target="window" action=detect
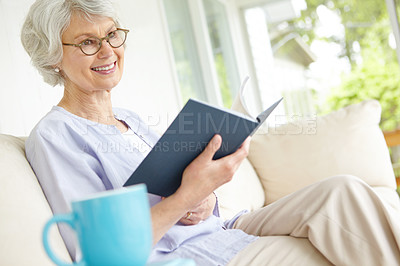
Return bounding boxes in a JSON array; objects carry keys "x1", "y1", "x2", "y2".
[
  {"x1": 243, "y1": 3, "x2": 313, "y2": 118},
  {"x1": 387, "y1": 0, "x2": 400, "y2": 66},
  {"x1": 242, "y1": 0, "x2": 400, "y2": 188},
  {"x1": 203, "y1": 0, "x2": 240, "y2": 107},
  {"x1": 163, "y1": 0, "x2": 239, "y2": 108},
  {"x1": 242, "y1": 0, "x2": 400, "y2": 125},
  {"x1": 163, "y1": 0, "x2": 207, "y2": 102}
]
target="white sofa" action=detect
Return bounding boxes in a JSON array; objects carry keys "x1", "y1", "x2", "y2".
[{"x1": 1, "y1": 99, "x2": 399, "y2": 265}]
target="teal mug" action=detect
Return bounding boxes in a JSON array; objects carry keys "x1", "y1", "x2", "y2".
[{"x1": 42, "y1": 184, "x2": 152, "y2": 266}]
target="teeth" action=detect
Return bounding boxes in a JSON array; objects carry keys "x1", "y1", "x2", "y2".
[{"x1": 92, "y1": 63, "x2": 115, "y2": 71}]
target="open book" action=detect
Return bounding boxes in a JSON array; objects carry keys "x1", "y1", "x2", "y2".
[{"x1": 124, "y1": 78, "x2": 283, "y2": 196}]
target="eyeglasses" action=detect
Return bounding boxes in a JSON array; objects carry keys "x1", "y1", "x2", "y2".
[{"x1": 62, "y1": 28, "x2": 129, "y2": 56}]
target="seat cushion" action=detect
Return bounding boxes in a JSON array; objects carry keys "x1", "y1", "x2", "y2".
[{"x1": 0, "y1": 134, "x2": 71, "y2": 265}]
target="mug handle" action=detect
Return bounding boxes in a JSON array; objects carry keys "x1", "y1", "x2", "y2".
[{"x1": 42, "y1": 214, "x2": 83, "y2": 266}]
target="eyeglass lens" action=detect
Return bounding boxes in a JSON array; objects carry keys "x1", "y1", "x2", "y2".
[{"x1": 81, "y1": 30, "x2": 127, "y2": 55}]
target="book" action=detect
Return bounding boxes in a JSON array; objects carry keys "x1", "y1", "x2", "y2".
[{"x1": 124, "y1": 79, "x2": 283, "y2": 197}]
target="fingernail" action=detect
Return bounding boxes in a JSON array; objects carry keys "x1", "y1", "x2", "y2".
[{"x1": 212, "y1": 136, "x2": 217, "y2": 144}]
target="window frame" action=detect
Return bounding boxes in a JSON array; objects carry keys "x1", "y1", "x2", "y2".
[
  {"x1": 386, "y1": 0, "x2": 400, "y2": 67},
  {"x1": 187, "y1": 0, "x2": 224, "y2": 106},
  {"x1": 161, "y1": 0, "x2": 254, "y2": 107}
]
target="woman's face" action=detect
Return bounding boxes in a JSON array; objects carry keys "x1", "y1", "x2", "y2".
[{"x1": 60, "y1": 13, "x2": 124, "y2": 93}]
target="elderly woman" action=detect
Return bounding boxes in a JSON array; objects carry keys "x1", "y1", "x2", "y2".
[{"x1": 22, "y1": 0, "x2": 400, "y2": 265}]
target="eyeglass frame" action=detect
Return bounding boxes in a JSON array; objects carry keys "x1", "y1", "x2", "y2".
[{"x1": 62, "y1": 28, "x2": 130, "y2": 56}]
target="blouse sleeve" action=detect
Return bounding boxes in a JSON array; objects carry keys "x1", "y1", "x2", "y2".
[{"x1": 25, "y1": 127, "x2": 108, "y2": 260}]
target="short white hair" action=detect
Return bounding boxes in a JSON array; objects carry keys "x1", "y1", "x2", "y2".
[{"x1": 21, "y1": 0, "x2": 121, "y2": 86}]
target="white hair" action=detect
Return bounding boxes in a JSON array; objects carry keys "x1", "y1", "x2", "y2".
[{"x1": 21, "y1": 0, "x2": 121, "y2": 86}]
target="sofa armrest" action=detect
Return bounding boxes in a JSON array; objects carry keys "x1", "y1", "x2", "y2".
[{"x1": 0, "y1": 134, "x2": 71, "y2": 266}]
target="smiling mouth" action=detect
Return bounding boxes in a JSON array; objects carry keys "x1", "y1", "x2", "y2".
[{"x1": 91, "y1": 62, "x2": 116, "y2": 72}]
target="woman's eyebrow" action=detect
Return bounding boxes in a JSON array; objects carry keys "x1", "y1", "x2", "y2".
[
  {"x1": 106, "y1": 25, "x2": 117, "y2": 33},
  {"x1": 73, "y1": 25, "x2": 117, "y2": 41},
  {"x1": 73, "y1": 33, "x2": 92, "y2": 41}
]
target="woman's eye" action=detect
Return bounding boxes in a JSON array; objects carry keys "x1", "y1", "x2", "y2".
[
  {"x1": 82, "y1": 39, "x2": 95, "y2": 46},
  {"x1": 108, "y1": 32, "x2": 116, "y2": 39}
]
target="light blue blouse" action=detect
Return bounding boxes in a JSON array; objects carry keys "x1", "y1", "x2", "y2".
[{"x1": 25, "y1": 106, "x2": 257, "y2": 265}]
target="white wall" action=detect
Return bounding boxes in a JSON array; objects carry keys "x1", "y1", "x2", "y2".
[{"x1": 0, "y1": 0, "x2": 181, "y2": 136}]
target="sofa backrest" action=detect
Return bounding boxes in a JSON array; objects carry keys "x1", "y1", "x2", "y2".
[
  {"x1": 0, "y1": 134, "x2": 71, "y2": 266},
  {"x1": 215, "y1": 158, "x2": 265, "y2": 220},
  {"x1": 230, "y1": 95, "x2": 399, "y2": 208}
]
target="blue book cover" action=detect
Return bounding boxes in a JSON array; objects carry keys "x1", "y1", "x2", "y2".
[{"x1": 123, "y1": 97, "x2": 282, "y2": 197}]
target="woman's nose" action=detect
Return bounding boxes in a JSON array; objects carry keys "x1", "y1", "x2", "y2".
[{"x1": 97, "y1": 40, "x2": 114, "y2": 58}]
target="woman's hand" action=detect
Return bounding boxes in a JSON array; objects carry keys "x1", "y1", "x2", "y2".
[
  {"x1": 151, "y1": 134, "x2": 250, "y2": 245},
  {"x1": 176, "y1": 134, "x2": 251, "y2": 212},
  {"x1": 179, "y1": 193, "x2": 217, "y2": 225}
]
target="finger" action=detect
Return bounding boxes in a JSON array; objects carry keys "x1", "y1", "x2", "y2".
[
  {"x1": 219, "y1": 136, "x2": 250, "y2": 165},
  {"x1": 236, "y1": 136, "x2": 251, "y2": 149},
  {"x1": 190, "y1": 203, "x2": 203, "y2": 213},
  {"x1": 180, "y1": 218, "x2": 199, "y2": 225},
  {"x1": 179, "y1": 212, "x2": 201, "y2": 225},
  {"x1": 197, "y1": 134, "x2": 222, "y2": 162},
  {"x1": 240, "y1": 136, "x2": 251, "y2": 153},
  {"x1": 191, "y1": 195, "x2": 211, "y2": 210}
]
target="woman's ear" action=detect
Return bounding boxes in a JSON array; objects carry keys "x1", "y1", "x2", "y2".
[{"x1": 52, "y1": 64, "x2": 62, "y2": 73}]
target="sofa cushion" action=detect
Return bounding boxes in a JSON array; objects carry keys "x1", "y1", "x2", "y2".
[
  {"x1": 0, "y1": 134, "x2": 71, "y2": 265},
  {"x1": 232, "y1": 99, "x2": 397, "y2": 205},
  {"x1": 215, "y1": 158, "x2": 265, "y2": 220}
]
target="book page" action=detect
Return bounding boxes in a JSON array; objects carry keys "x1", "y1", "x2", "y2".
[{"x1": 238, "y1": 76, "x2": 256, "y2": 119}]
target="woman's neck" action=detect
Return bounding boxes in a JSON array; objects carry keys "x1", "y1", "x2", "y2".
[{"x1": 58, "y1": 86, "x2": 128, "y2": 132}]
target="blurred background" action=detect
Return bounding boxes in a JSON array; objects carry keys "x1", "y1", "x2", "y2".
[
  {"x1": 1, "y1": 0, "x2": 400, "y2": 187},
  {"x1": 161, "y1": 0, "x2": 400, "y2": 189}
]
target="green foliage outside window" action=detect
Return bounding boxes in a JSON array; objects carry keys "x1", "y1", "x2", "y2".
[
  {"x1": 215, "y1": 53, "x2": 233, "y2": 107},
  {"x1": 205, "y1": 0, "x2": 238, "y2": 108},
  {"x1": 290, "y1": 0, "x2": 400, "y2": 131},
  {"x1": 323, "y1": 21, "x2": 400, "y2": 132}
]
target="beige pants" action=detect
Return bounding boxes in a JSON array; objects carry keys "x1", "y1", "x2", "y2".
[{"x1": 228, "y1": 175, "x2": 400, "y2": 266}]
